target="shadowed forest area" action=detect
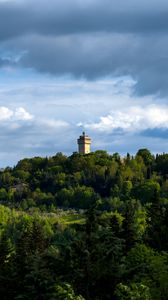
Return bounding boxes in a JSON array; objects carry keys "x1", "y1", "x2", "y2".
[{"x1": 0, "y1": 149, "x2": 168, "y2": 299}]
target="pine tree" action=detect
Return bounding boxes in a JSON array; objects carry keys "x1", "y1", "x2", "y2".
[
  {"x1": 146, "y1": 188, "x2": 164, "y2": 250},
  {"x1": 122, "y1": 199, "x2": 139, "y2": 252}
]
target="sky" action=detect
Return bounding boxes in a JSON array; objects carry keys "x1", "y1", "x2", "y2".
[{"x1": 1, "y1": 0, "x2": 168, "y2": 166}]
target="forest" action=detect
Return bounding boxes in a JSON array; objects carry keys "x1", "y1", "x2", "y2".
[{"x1": 0, "y1": 149, "x2": 168, "y2": 299}]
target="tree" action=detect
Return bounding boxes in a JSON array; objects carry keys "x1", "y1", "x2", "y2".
[
  {"x1": 136, "y1": 149, "x2": 154, "y2": 166},
  {"x1": 0, "y1": 188, "x2": 8, "y2": 201},
  {"x1": 146, "y1": 189, "x2": 164, "y2": 250},
  {"x1": 133, "y1": 180, "x2": 160, "y2": 204},
  {"x1": 115, "y1": 282, "x2": 151, "y2": 300},
  {"x1": 122, "y1": 181, "x2": 132, "y2": 199},
  {"x1": 54, "y1": 284, "x2": 85, "y2": 300},
  {"x1": 122, "y1": 199, "x2": 141, "y2": 252}
]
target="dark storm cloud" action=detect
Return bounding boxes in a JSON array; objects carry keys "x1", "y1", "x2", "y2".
[
  {"x1": 1, "y1": 0, "x2": 168, "y2": 95},
  {"x1": 12, "y1": 33, "x2": 168, "y2": 96},
  {"x1": 1, "y1": 0, "x2": 168, "y2": 38}
]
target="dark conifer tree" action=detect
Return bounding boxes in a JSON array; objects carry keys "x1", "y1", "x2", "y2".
[
  {"x1": 122, "y1": 199, "x2": 139, "y2": 252},
  {"x1": 146, "y1": 188, "x2": 164, "y2": 250}
]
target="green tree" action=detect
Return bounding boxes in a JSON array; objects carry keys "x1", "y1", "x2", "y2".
[
  {"x1": 146, "y1": 189, "x2": 164, "y2": 250},
  {"x1": 136, "y1": 149, "x2": 154, "y2": 166},
  {"x1": 133, "y1": 180, "x2": 160, "y2": 204},
  {"x1": 115, "y1": 282, "x2": 151, "y2": 300},
  {"x1": 54, "y1": 284, "x2": 85, "y2": 300},
  {"x1": 0, "y1": 188, "x2": 8, "y2": 201},
  {"x1": 122, "y1": 199, "x2": 141, "y2": 251}
]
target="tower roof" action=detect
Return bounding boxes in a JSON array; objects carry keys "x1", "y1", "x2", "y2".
[{"x1": 78, "y1": 132, "x2": 91, "y2": 141}]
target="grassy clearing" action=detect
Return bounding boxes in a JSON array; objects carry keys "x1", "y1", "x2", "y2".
[
  {"x1": 60, "y1": 214, "x2": 85, "y2": 225},
  {"x1": 36, "y1": 209, "x2": 86, "y2": 226}
]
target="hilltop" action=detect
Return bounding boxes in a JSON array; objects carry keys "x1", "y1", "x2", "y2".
[{"x1": 0, "y1": 148, "x2": 167, "y2": 210}]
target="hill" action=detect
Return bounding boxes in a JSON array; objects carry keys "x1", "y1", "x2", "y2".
[
  {"x1": 0, "y1": 149, "x2": 168, "y2": 299},
  {"x1": 0, "y1": 148, "x2": 167, "y2": 210}
]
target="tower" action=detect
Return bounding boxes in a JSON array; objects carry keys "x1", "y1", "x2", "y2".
[{"x1": 77, "y1": 132, "x2": 91, "y2": 154}]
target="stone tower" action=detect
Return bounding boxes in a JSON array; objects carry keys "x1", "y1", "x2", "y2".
[{"x1": 77, "y1": 132, "x2": 91, "y2": 154}]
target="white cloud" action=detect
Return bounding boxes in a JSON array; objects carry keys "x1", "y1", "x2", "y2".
[
  {"x1": 14, "y1": 107, "x2": 33, "y2": 121},
  {"x1": 0, "y1": 106, "x2": 33, "y2": 123},
  {"x1": 0, "y1": 106, "x2": 13, "y2": 121},
  {"x1": 0, "y1": 106, "x2": 69, "y2": 132},
  {"x1": 83, "y1": 105, "x2": 168, "y2": 133}
]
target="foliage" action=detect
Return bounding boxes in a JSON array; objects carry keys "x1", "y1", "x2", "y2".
[
  {"x1": 115, "y1": 282, "x2": 151, "y2": 300},
  {"x1": 0, "y1": 149, "x2": 167, "y2": 299}
]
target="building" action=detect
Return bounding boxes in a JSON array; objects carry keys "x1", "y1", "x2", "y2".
[{"x1": 77, "y1": 132, "x2": 91, "y2": 154}]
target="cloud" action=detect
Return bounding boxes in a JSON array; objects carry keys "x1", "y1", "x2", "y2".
[
  {"x1": 0, "y1": 105, "x2": 70, "y2": 130},
  {"x1": 2, "y1": 32, "x2": 166, "y2": 97},
  {"x1": 0, "y1": 1, "x2": 168, "y2": 95},
  {"x1": 83, "y1": 105, "x2": 168, "y2": 133},
  {"x1": 0, "y1": 102, "x2": 72, "y2": 166},
  {"x1": 0, "y1": 0, "x2": 168, "y2": 39},
  {"x1": 14, "y1": 107, "x2": 33, "y2": 120},
  {"x1": 0, "y1": 106, "x2": 13, "y2": 120},
  {"x1": 0, "y1": 106, "x2": 33, "y2": 122}
]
